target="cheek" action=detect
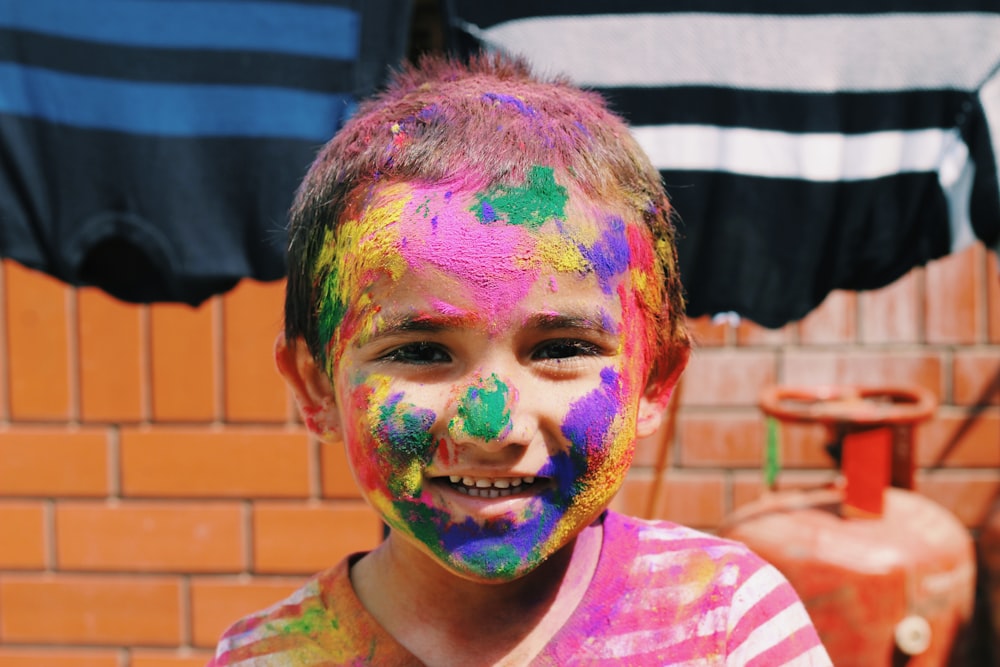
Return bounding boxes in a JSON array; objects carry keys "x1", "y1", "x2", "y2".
[
  {"x1": 345, "y1": 377, "x2": 438, "y2": 497},
  {"x1": 557, "y1": 366, "x2": 636, "y2": 499}
]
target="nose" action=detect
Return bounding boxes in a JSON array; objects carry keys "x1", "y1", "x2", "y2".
[{"x1": 447, "y1": 372, "x2": 529, "y2": 452}]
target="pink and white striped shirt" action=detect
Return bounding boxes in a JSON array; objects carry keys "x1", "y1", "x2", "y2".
[{"x1": 210, "y1": 511, "x2": 831, "y2": 665}]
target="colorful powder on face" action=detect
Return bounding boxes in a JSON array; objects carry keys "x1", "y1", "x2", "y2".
[
  {"x1": 363, "y1": 380, "x2": 437, "y2": 498},
  {"x1": 377, "y1": 392, "x2": 436, "y2": 458},
  {"x1": 448, "y1": 373, "x2": 515, "y2": 442},
  {"x1": 321, "y1": 172, "x2": 663, "y2": 581},
  {"x1": 314, "y1": 195, "x2": 410, "y2": 371},
  {"x1": 561, "y1": 367, "x2": 622, "y2": 455},
  {"x1": 472, "y1": 165, "x2": 567, "y2": 229}
]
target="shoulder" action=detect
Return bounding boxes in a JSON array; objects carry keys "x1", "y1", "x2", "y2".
[
  {"x1": 209, "y1": 559, "x2": 361, "y2": 667},
  {"x1": 601, "y1": 512, "x2": 832, "y2": 665},
  {"x1": 606, "y1": 510, "x2": 767, "y2": 571}
]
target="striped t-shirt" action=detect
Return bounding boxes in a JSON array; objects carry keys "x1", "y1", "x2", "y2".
[{"x1": 210, "y1": 510, "x2": 831, "y2": 666}]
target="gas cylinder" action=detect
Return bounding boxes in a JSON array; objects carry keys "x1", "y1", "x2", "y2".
[
  {"x1": 719, "y1": 385, "x2": 976, "y2": 667},
  {"x1": 982, "y1": 496, "x2": 1000, "y2": 667}
]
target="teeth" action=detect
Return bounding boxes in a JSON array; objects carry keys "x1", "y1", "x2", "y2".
[{"x1": 445, "y1": 475, "x2": 539, "y2": 496}]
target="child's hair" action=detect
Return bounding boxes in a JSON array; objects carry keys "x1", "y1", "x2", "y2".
[{"x1": 284, "y1": 52, "x2": 689, "y2": 389}]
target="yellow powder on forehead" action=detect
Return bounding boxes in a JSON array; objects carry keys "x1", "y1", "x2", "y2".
[
  {"x1": 528, "y1": 232, "x2": 590, "y2": 273},
  {"x1": 319, "y1": 195, "x2": 410, "y2": 372},
  {"x1": 344, "y1": 197, "x2": 409, "y2": 276}
]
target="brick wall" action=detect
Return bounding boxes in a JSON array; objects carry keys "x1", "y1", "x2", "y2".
[{"x1": 0, "y1": 244, "x2": 998, "y2": 665}]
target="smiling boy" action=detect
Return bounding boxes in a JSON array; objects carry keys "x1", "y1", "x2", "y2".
[{"x1": 209, "y1": 55, "x2": 831, "y2": 666}]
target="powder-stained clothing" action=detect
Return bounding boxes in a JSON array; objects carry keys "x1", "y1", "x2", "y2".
[{"x1": 209, "y1": 511, "x2": 832, "y2": 666}]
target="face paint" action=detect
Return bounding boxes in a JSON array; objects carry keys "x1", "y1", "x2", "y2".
[
  {"x1": 322, "y1": 167, "x2": 661, "y2": 581},
  {"x1": 448, "y1": 373, "x2": 516, "y2": 442}
]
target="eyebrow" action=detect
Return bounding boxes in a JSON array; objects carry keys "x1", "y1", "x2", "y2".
[
  {"x1": 524, "y1": 311, "x2": 616, "y2": 336},
  {"x1": 368, "y1": 312, "x2": 483, "y2": 338},
  {"x1": 364, "y1": 308, "x2": 617, "y2": 342}
]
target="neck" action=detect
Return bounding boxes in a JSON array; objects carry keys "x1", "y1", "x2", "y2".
[{"x1": 351, "y1": 519, "x2": 604, "y2": 666}]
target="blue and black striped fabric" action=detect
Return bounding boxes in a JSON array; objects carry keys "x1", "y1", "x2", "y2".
[
  {"x1": 445, "y1": 1, "x2": 1000, "y2": 327},
  {"x1": 0, "y1": 0, "x2": 411, "y2": 304}
]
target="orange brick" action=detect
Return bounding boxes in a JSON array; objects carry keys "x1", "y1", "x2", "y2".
[
  {"x1": 799, "y1": 290, "x2": 857, "y2": 345},
  {"x1": 0, "y1": 427, "x2": 108, "y2": 497},
  {"x1": 925, "y1": 244, "x2": 982, "y2": 345},
  {"x1": 612, "y1": 470, "x2": 726, "y2": 529},
  {"x1": 252, "y1": 502, "x2": 382, "y2": 574},
  {"x1": 77, "y1": 288, "x2": 143, "y2": 422},
  {"x1": 120, "y1": 426, "x2": 311, "y2": 498},
  {"x1": 0, "y1": 501, "x2": 45, "y2": 569},
  {"x1": 782, "y1": 350, "x2": 943, "y2": 398},
  {"x1": 0, "y1": 573, "x2": 181, "y2": 645},
  {"x1": 736, "y1": 320, "x2": 796, "y2": 347},
  {"x1": 677, "y1": 412, "x2": 762, "y2": 468},
  {"x1": 952, "y1": 351, "x2": 1000, "y2": 406},
  {"x1": 5, "y1": 261, "x2": 72, "y2": 420},
  {"x1": 222, "y1": 279, "x2": 288, "y2": 422},
  {"x1": 917, "y1": 470, "x2": 1000, "y2": 529},
  {"x1": 56, "y1": 501, "x2": 244, "y2": 573},
  {"x1": 320, "y1": 439, "x2": 363, "y2": 499},
  {"x1": 681, "y1": 350, "x2": 777, "y2": 407},
  {"x1": 987, "y1": 252, "x2": 1000, "y2": 344},
  {"x1": 917, "y1": 408, "x2": 1000, "y2": 467},
  {"x1": 0, "y1": 648, "x2": 119, "y2": 667},
  {"x1": 684, "y1": 315, "x2": 729, "y2": 347},
  {"x1": 190, "y1": 577, "x2": 305, "y2": 647},
  {"x1": 150, "y1": 300, "x2": 217, "y2": 422},
  {"x1": 858, "y1": 268, "x2": 921, "y2": 344},
  {"x1": 129, "y1": 650, "x2": 216, "y2": 667}
]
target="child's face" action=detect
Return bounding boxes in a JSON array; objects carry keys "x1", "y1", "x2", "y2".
[{"x1": 321, "y1": 168, "x2": 666, "y2": 582}]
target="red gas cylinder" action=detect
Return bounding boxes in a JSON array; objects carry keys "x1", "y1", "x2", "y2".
[{"x1": 719, "y1": 385, "x2": 976, "y2": 667}]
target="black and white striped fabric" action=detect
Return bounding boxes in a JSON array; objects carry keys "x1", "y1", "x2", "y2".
[
  {"x1": 446, "y1": 1, "x2": 1000, "y2": 327},
  {"x1": 0, "y1": 0, "x2": 409, "y2": 304}
]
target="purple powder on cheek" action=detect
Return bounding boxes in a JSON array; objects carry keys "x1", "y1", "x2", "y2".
[{"x1": 561, "y1": 367, "x2": 622, "y2": 452}]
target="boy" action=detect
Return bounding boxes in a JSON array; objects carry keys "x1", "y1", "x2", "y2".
[{"x1": 210, "y1": 54, "x2": 831, "y2": 666}]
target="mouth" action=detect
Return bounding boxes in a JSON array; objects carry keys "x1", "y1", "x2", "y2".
[{"x1": 439, "y1": 475, "x2": 542, "y2": 498}]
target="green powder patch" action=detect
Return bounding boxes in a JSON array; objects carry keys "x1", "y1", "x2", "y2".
[
  {"x1": 472, "y1": 165, "x2": 567, "y2": 229},
  {"x1": 275, "y1": 605, "x2": 338, "y2": 636},
  {"x1": 449, "y1": 373, "x2": 513, "y2": 441}
]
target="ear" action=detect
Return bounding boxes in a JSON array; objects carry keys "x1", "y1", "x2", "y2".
[
  {"x1": 635, "y1": 345, "x2": 690, "y2": 439},
  {"x1": 274, "y1": 333, "x2": 342, "y2": 441}
]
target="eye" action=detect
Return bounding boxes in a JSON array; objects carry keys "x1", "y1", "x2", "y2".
[
  {"x1": 380, "y1": 342, "x2": 451, "y2": 365},
  {"x1": 532, "y1": 339, "x2": 603, "y2": 361}
]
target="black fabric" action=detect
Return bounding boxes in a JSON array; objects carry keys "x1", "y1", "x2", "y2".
[
  {"x1": 0, "y1": 0, "x2": 412, "y2": 305},
  {"x1": 444, "y1": 1, "x2": 1000, "y2": 327}
]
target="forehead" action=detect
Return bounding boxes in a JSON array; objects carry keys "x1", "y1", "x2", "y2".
[
  {"x1": 344, "y1": 170, "x2": 641, "y2": 276},
  {"x1": 318, "y1": 169, "x2": 660, "y2": 343}
]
